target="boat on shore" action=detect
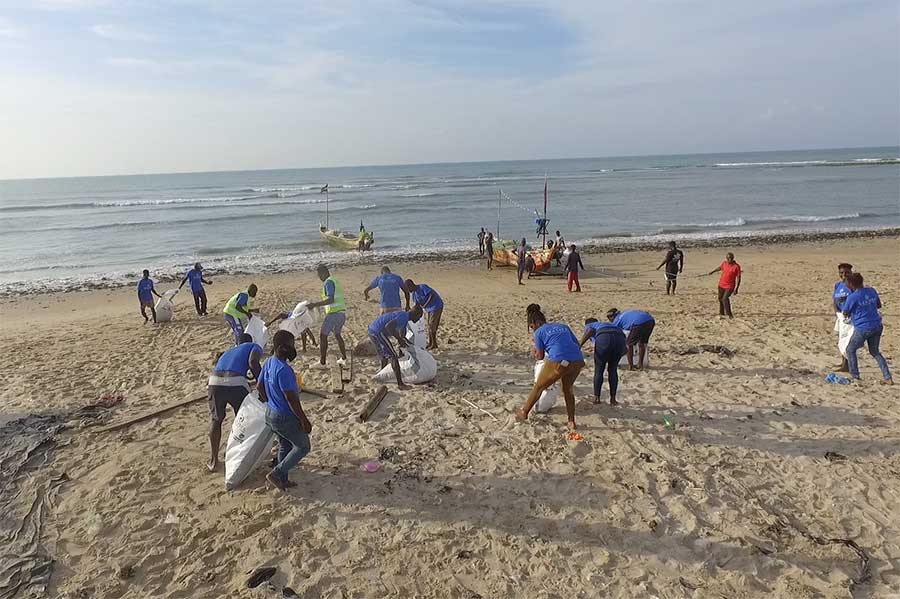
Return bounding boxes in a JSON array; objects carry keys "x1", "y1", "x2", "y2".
[
  {"x1": 492, "y1": 239, "x2": 553, "y2": 272},
  {"x1": 319, "y1": 226, "x2": 374, "y2": 251}
]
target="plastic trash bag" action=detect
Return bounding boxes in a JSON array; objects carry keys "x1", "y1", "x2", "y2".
[
  {"x1": 245, "y1": 315, "x2": 268, "y2": 349},
  {"x1": 406, "y1": 317, "x2": 427, "y2": 349},
  {"x1": 619, "y1": 330, "x2": 650, "y2": 368},
  {"x1": 154, "y1": 289, "x2": 178, "y2": 322},
  {"x1": 533, "y1": 360, "x2": 559, "y2": 413},
  {"x1": 224, "y1": 391, "x2": 273, "y2": 490},
  {"x1": 373, "y1": 345, "x2": 437, "y2": 384},
  {"x1": 835, "y1": 313, "x2": 854, "y2": 358}
]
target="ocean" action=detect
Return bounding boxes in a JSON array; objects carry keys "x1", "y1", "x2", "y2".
[{"x1": 0, "y1": 147, "x2": 897, "y2": 295}]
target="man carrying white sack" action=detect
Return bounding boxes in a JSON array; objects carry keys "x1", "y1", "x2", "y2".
[
  {"x1": 832, "y1": 262, "x2": 854, "y2": 372},
  {"x1": 306, "y1": 264, "x2": 348, "y2": 368},
  {"x1": 368, "y1": 306, "x2": 423, "y2": 390},
  {"x1": 207, "y1": 333, "x2": 262, "y2": 472}
]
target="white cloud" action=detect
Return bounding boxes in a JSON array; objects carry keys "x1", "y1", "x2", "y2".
[
  {"x1": 92, "y1": 24, "x2": 156, "y2": 42},
  {"x1": 0, "y1": 17, "x2": 26, "y2": 39}
]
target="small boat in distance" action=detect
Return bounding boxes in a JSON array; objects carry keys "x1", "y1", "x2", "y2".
[{"x1": 318, "y1": 183, "x2": 374, "y2": 251}]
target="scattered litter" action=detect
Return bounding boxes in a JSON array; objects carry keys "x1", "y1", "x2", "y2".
[
  {"x1": 639, "y1": 452, "x2": 653, "y2": 463},
  {"x1": 567, "y1": 431, "x2": 584, "y2": 441},
  {"x1": 824, "y1": 451, "x2": 848, "y2": 462},
  {"x1": 457, "y1": 550, "x2": 474, "y2": 559},
  {"x1": 96, "y1": 393, "x2": 125, "y2": 408},
  {"x1": 662, "y1": 416, "x2": 676, "y2": 430},
  {"x1": 360, "y1": 460, "x2": 383, "y2": 473},
  {"x1": 163, "y1": 513, "x2": 179, "y2": 524},
  {"x1": 678, "y1": 345, "x2": 735, "y2": 358},
  {"x1": 245, "y1": 567, "x2": 276, "y2": 589},
  {"x1": 825, "y1": 373, "x2": 851, "y2": 385}
]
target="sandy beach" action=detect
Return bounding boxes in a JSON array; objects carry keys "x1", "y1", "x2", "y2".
[{"x1": 2, "y1": 235, "x2": 898, "y2": 599}]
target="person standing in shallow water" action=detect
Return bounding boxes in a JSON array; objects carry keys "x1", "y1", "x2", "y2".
[
  {"x1": 841, "y1": 273, "x2": 893, "y2": 385},
  {"x1": 656, "y1": 241, "x2": 684, "y2": 295},
  {"x1": 709, "y1": 252, "x2": 741, "y2": 318},
  {"x1": 477, "y1": 228, "x2": 486, "y2": 256}
]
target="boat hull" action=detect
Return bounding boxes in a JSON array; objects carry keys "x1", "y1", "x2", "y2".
[
  {"x1": 492, "y1": 241, "x2": 552, "y2": 272},
  {"x1": 320, "y1": 228, "x2": 373, "y2": 251}
]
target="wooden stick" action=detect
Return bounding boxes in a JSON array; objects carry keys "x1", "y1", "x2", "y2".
[
  {"x1": 358, "y1": 385, "x2": 389, "y2": 422},
  {"x1": 300, "y1": 388, "x2": 329, "y2": 400},
  {"x1": 461, "y1": 398, "x2": 499, "y2": 422},
  {"x1": 96, "y1": 394, "x2": 207, "y2": 433}
]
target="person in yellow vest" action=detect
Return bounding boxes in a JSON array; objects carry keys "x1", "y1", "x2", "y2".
[
  {"x1": 307, "y1": 265, "x2": 348, "y2": 368},
  {"x1": 223, "y1": 284, "x2": 259, "y2": 345}
]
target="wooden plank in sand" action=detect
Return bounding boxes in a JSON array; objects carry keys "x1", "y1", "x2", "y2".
[
  {"x1": 358, "y1": 385, "x2": 389, "y2": 422},
  {"x1": 96, "y1": 394, "x2": 207, "y2": 433}
]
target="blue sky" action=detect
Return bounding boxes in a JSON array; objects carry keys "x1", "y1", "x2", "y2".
[{"x1": 0, "y1": 0, "x2": 897, "y2": 178}]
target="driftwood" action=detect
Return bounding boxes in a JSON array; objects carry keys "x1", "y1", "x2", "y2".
[
  {"x1": 358, "y1": 386, "x2": 389, "y2": 422},
  {"x1": 96, "y1": 394, "x2": 207, "y2": 433},
  {"x1": 461, "y1": 398, "x2": 499, "y2": 422}
]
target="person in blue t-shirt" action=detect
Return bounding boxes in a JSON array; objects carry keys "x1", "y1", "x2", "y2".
[
  {"x1": 206, "y1": 333, "x2": 262, "y2": 472},
  {"x1": 516, "y1": 305, "x2": 585, "y2": 430},
  {"x1": 179, "y1": 262, "x2": 213, "y2": 317},
  {"x1": 367, "y1": 306, "x2": 423, "y2": 389},
  {"x1": 831, "y1": 262, "x2": 853, "y2": 372},
  {"x1": 258, "y1": 330, "x2": 312, "y2": 491},
  {"x1": 579, "y1": 318, "x2": 627, "y2": 406},
  {"x1": 405, "y1": 279, "x2": 444, "y2": 350},
  {"x1": 608, "y1": 308, "x2": 655, "y2": 371},
  {"x1": 841, "y1": 273, "x2": 892, "y2": 384},
  {"x1": 364, "y1": 266, "x2": 410, "y2": 314},
  {"x1": 137, "y1": 269, "x2": 162, "y2": 324}
]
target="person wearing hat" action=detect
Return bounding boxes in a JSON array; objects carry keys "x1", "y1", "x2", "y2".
[
  {"x1": 607, "y1": 308, "x2": 655, "y2": 371},
  {"x1": 179, "y1": 262, "x2": 213, "y2": 316}
]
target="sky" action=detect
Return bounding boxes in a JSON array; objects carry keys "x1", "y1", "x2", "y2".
[{"x1": 0, "y1": 0, "x2": 897, "y2": 179}]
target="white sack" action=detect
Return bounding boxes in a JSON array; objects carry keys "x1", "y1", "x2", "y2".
[
  {"x1": 373, "y1": 345, "x2": 437, "y2": 384},
  {"x1": 533, "y1": 360, "x2": 559, "y2": 413},
  {"x1": 245, "y1": 315, "x2": 269, "y2": 349},
  {"x1": 406, "y1": 317, "x2": 428, "y2": 349},
  {"x1": 224, "y1": 391, "x2": 273, "y2": 490},
  {"x1": 835, "y1": 313, "x2": 855, "y2": 358},
  {"x1": 154, "y1": 289, "x2": 178, "y2": 323},
  {"x1": 619, "y1": 329, "x2": 650, "y2": 368}
]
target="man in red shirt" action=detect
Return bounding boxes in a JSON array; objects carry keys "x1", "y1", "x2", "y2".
[{"x1": 709, "y1": 252, "x2": 741, "y2": 318}]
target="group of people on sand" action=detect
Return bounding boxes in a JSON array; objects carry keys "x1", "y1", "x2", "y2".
[
  {"x1": 139, "y1": 238, "x2": 890, "y2": 492},
  {"x1": 200, "y1": 263, "x2": 444, "y2": 488}
]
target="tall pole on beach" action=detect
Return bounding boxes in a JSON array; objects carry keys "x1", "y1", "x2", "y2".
[
  {"x1": 497, "y1": 188, "x2": 502, "y2": 239},
  {"x1": 542, "y1": 174, "x2": 548, "y2": 250}
]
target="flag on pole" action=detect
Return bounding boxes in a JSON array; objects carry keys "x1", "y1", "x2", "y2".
[{"x1": 320, "y1": 184, "x2": 329, "y2": 193}]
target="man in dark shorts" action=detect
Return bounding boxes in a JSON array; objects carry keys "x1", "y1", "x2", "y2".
[
  {"x1": 477, "y1": 228, "x2": 486, "y2": 256},
  {"x1": 656, "y1": 241, "x2": 684, "y2": 295},
  {"x1": 709, "y1": 252, "x2": 741, "y2": 318},
  {"x1": 179, "y1": 262, "x2": 213, "y2": 316},
  {"x1": 207, "y1": 333, "x2": 262, "y2": 472},
  {"x1": 607, "y1": 308, "x2": 655, "y2": 371},
  {"x1": 367, "y1": 306, "x2": 423, "y2": 390}
]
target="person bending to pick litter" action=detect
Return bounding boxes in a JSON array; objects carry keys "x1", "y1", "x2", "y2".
[
  {"x1": 607, "y1": 308, "x2": 655, "y2": 371},
  {"x1": 206, "y1": 333, "x2": 262, "y2": 472},
  {"x1": 580, "y1": 318, "x2": 626, "y2": 405},
  {"x1": 222, "y1": 284, "x2": 259, "y2": 345},
  {"x1": 137, "y1": 269, "x2": 162, "y2": 324},
  {"x1": 832, "y1": 262, "x2": 853, "y2": 372},
  {"x1": 709, "y1": 252, "x2": 741, "y2": 318},
  {"x1": 179, "y1": 262, "x2": 212, "y2": 316},
  {"x1": 367, "y1": 306, "x2": 423, "y2": 390},
  {"x1": 656, "y1": 241, "x2": 684, "y2": 295},
  {"x1": 516, "y1": 305, "x2": 585, "y2": 431},
  {"x1": 405, "y1": 279, "x2": 444, "y2": 350},
  {"x1": 365, "y1": 266, "x2": 409, "y2": 314},
  {"x1": 841, "y1": 273, "x2": 892, "y2": 385},
  {"x1": 258, "y1": 330, "x2": 312, "y2": 492},
  {"x1": 307, "y1": 264, "x2": 348, "y2": 368},
  {"x1": 565, "y1": 244, "x2": 585, "y2": 292}
]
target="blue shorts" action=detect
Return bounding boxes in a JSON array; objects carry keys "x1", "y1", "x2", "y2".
[
  {"x1": 369, "y1": 332, "x2": 398, "y2": 360},
  {"x1": 224, "y1": 314, "x2": 245, "y2": 344},
  {"x1": 321, "y1": 312, "x2": 346, "y2": 336}
]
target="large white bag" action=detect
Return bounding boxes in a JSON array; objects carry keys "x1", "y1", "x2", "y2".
[
  {"x1": 245, "y1": 315, "x2": 269, "y2": 349},
  {"x1": 406, "y1": 317, "x2": 428, "y2": 349},
  {"x1": 373, "y1": 345, "x2": 437, "y2": 384},
  {"x1": 835, "y1": 313, "x2": 855, "y2": 358},
  {"x1": 154, "y1": 289, "x2": 178, "y2": 323},
  {"x1": 224, "y1": 391, "x2": 273, "y2": 490},
  {"x1": 533, "y1": 360, "x2": 559, "y2": 413},
  {"x1": 619, "y1": 330, "x2": 650, "y2": 367}
]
